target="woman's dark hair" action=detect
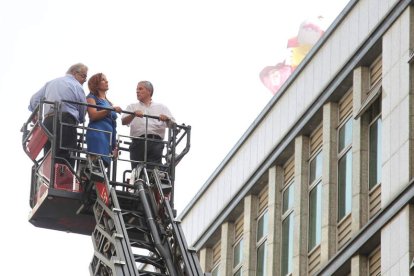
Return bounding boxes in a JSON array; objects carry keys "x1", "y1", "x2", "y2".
[{"x1": 88, "y1": 73, "x2": 113, "y2": 105}]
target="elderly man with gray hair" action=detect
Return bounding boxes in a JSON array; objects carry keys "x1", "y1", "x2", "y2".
[
  {"x1": 28, "y1": 63, "x2": 88, "y2": 167},
  {"x1": 122, "y1": 80, "x2": 175, "y2": 169}
]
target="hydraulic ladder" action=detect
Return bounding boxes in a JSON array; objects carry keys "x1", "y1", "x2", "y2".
[{"x1": 83, "y1": 158, "x2": 205, "y2": 276}]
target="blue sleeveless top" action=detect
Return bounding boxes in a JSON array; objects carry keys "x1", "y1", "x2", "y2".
[{"x1": 85, "y1": 94, "x2": 118, "y2": 165}]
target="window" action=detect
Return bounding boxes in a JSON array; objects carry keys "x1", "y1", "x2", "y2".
[
  {"x1": 211, "y1": 265, "x2": 220, "y2": 276},
  {"x1": 308, "y1": 151, "x2": 322, "y2": 250},
  {"x1": 368, "y1": 98, "x2": 382, "y2": 189},
  {"x1": 233, "y1": 239, "x2": 243, "y2": 276},
  {"x1": 233, "y1": 268, "x2": 242, "y2": 276},
  {"x1": 256, "y1": 210, "x2": 268, "y2": 276},
  {"x1": 338, "y1": 118, "x2": 353, "y2": 220},
  {"x1": 281, "y1": 182, "x2": 294, "y2": 276},
  {"x1": 233, "y1": 216, "x2": 243, "y2": 276}
]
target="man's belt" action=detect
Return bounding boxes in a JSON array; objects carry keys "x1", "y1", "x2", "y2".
[
  {"x1": 44, "y1": 112, "x2": 76, "y2": 121},
  {"x1": 139, "y1": 134, "x2": 161, "y2": 139}
]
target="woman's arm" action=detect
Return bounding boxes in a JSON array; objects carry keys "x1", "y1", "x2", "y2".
[{"x1": 86, "y1": 97, "x2": 110, "y2": 121}]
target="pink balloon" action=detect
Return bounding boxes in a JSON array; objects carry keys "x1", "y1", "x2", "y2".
[{"x1": 259, "y1": 63, "x2": 293, "y2": 95}]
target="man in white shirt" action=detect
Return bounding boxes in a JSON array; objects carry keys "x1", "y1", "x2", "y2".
[{"x1": 122, "y1": 81, "x2": 174, "y2": 169}]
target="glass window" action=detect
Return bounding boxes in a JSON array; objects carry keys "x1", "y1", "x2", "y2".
[
  {"x1": 309, "y1": 183, "x2": 322, "y2": 250},
  {"x1": 338, "y1": 119, "x2": 352, "y2": 153},
  {"x1": 338, "y1": 118, "x2": 352, "y2": 221},
  {"x1": 309, "y1": 151, "x2": 323, "y2": 183},
  {"x1": 369, "y1": 117, "x2": 382, "y2": 189},
  {"x1": 282, "y1": 183, "x2": 294, "y2": 213},
  {"x1": 234, "y1": 268, "x2": 242, "y2": 276},
  {"x1": 256, "y1": 242, "x2": 267, "y2": 276},
  {"x1": 257, "y1": 211, "x2": 268, "y2": 242},
  {"x1": 281, "y1": 182, "x2": 294, "y2": 276},
  {"x1": 281, "y1": 214, "x2": 294, "y2": 276},
  {"x1": 233, "y1": 238, "x2": 243, "y2": 269},
  {"x1": 309, "y1": 151, "x2": 322, "y2": 250},
  {"x1": 256, "y1": 211, "x2": 268, "y2": 276},
  {"x1": 212, "y1": 265, "x2": 220, "y2": 276},
  {"x1": 338, "y1": 151, "x2": 352, "y2": 219}
]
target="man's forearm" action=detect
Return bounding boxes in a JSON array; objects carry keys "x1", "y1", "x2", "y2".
[{"x1": 122, "y1": 113, "x2": 135, "y2": 125}]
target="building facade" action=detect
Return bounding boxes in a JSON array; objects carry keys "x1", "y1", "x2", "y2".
[{"x1": 180, "y1": 0, "x2": 414, "y2": 275}]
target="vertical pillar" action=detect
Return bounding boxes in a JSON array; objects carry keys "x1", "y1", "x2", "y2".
[
  {"x1": 320, "y1": 102, "x2": 339, "y2": 263},
  {"x1": 199, "y1": 247, "x2": 212, "y2": 273},
  {"x1": 351, "y1": 254, "x2": 368, "y2": 276},
  {"x1": 220, "y1": 222, "x2": 234, "y2": 276},
  {"x1": 242, "y1": 195, "x2": 258, "y2": 275},
  {"x1": 352, "y1": 66, "x2": 370, "y2": 232},
  {"x1": 292, "y1": 135, "x2": 310, "y2": 276},
  {"x1": 267, "y1": 165, "x2": 283, "y2": 275}
]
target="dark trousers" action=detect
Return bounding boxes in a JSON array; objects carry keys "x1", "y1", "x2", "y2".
[
  {"x1": 43, "y1": 112, "x2": 77, "y2": 168},
  {"x1": 130, "y1": 135, "x2": 163, "y2": 169}
]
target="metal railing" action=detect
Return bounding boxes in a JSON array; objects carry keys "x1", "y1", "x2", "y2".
[{"x1": 22, "y1": 99, "x2": 191, "y2": 207}]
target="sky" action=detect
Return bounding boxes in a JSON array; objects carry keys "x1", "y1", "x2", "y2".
[{"x1": 0, "y1": 0, "x2": 349, "y2": 275}]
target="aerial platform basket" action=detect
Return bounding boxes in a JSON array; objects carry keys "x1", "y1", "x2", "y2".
[
  {"x1": 22, "y1": 103, "x2": 95, "y2": 235},
  {"x1": 28, "y1": 153, "x2": 95, "y2": 235},
  {"x1": 29, "y1": 183, "x2": 95, "y2": 235}
]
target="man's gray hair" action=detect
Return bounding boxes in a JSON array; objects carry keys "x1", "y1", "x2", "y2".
[
  {"x1": 139, "y1": 81, "x2": 154, "y2": 96},
  {"x1": 67, "y1": 63, "x2": 88, "y2": 75}
]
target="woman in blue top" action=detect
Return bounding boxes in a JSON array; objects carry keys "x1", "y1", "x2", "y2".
[{"x1": 86, "y1": 73, "x2": 122, "y2": 167}]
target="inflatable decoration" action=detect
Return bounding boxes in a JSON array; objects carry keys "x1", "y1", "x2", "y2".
[{"x1": 260, "y1": 16, "x2": 325, "y2": 95}]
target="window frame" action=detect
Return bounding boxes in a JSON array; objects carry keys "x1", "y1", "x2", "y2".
[
  {"x1": 281, "y1": 180, "x2": 295, "y2": 220},
  {"x1": 211, "y1": 264, "x2": 220, "y2": 276},
  {"x1": 308, "y1": 149, "x2": 323, "y2": 251},
  {"x1": 256, "y1": 209, "x2": 268, "y2": 276},
  {"x1": 232, "y1": 236, "x2": 243, "y2": 275},
  {"x1": 281, "y1": 180, "x2": 295, "y2": 276},
  {"x1": 337, "y1": 115, "x2": 353, "y2": 221},
  {"x1": 367, "y1": 98, "x2": 382, "y2": 190}
]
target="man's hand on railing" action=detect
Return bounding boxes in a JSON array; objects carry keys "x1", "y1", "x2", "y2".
[
  {"x1": 159, "y1": 114, "x2": 170, "y2": 122},
  {"x1": 134, "y1": 110, "x2": 144, "y2": 118},
  {"x1": 113, "y1": 106, "x2": 122, "y2": 114}
]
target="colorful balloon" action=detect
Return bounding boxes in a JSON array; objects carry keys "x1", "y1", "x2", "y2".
[{"x1": 260, "y1": 16, "x2": 326, "y2": 95}]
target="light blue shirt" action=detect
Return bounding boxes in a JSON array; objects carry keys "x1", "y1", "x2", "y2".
[{"x1": 28, "y1": 74, "x2": 87, "y2": 123}]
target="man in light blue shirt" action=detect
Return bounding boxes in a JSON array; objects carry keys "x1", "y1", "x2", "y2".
[{"x1": 28, "y1": 63, "x2": 88, "y2": 167}]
